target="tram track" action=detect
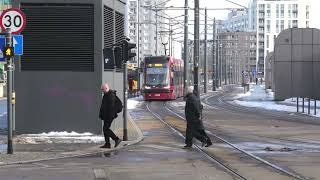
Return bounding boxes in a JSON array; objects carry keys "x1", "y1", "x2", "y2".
[
  {"x1": 146, "y1": 102, "x2": 248, "y2": 180},
  {"x1": 201, "y1": 90, "x2": 320, "y2": 149},
  {"x1": 146, "y1": 100, "x2": 308, "y2": 180}
]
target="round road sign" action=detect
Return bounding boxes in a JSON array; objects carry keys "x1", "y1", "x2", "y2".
[{"x1": 0, "y1": 8, "x2": 26, "y2": 34}]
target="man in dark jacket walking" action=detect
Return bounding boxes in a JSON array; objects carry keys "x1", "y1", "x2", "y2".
[
  {"x1": 184, "y1": 86, "x2": 211, "y2": 148},
  {"x1": 99, "y1": 83, "x2": 121, "y2": 148}
]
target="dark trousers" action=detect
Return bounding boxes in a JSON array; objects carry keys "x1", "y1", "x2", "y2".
[
  {"x1": 185, "y1": 122, "x2": 207, "y2": 146},
  {"x1": 103, "y1": 120, "x2": 119, "y2": 145}
]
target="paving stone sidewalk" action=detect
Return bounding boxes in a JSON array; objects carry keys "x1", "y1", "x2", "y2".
[{"x1": 0, "y1": 116, "x2": 143, "y2": 166}]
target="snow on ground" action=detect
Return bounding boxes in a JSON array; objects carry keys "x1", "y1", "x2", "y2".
[
  {"x1": 1, "y1": 96, "x2": 145, "y2": 144},
  {"x1": 127, "y1": 95, "x2": 144, "y2": 109},
  {"x1": 234, "y1": 84, "x2": 320, "y2": 118},
  {"x1": 15, "y1": 132, "x2": 105, "y2": 144}
]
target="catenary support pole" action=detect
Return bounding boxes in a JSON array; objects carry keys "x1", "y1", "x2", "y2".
[
  {"x1": 183, "y1": 0, "x2": 189, "y2": 97},
  {"x1": 155, "y1": 11, "x2": 158, "y2": 56},
  {"x1": 137, "y1": 0, "x2": 140, "y2": 95},
  {"x1": 212, "y1": 18, "x2": 216, "y2": 91},
  {"x1": 204, "y1": 7, "x2": 207, "y2": 93},
  {"x1": 193, "y1": 0, "x2": 200, "y2": 96}
]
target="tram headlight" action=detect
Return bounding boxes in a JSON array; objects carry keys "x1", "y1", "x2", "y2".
[{"x1": 145, "y1": 86, "x2": 151, "y2": 89}]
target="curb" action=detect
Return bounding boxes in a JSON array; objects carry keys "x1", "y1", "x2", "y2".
[{"x1": 0, "y1": 114, "x2": 144, "y2": 166}]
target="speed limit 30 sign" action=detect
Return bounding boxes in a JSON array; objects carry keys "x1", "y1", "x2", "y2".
[{"x1": 0, "y1": 8, "x2": 26, "y2": 34}]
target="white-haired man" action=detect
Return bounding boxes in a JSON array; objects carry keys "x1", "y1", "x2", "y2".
[{"x1": 184, "y1": 86, "x2": 212, "y2": 148}]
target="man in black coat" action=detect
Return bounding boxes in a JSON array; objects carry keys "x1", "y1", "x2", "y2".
[
  {"x1": 99, "y1": 83, "x2": 121, "y2": 148},
  {"x1": 184, "y1": 86, "x2": 210, "y2": 148}
]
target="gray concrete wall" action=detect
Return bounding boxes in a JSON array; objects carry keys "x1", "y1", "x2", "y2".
[
  {"x1": 265, "y1": 52, "x2": 273, "y2": 90},
  {"x1": 274, "y1": 28, "x2": 320, "y2": 100},
  {"x1": 13, "y1": 0, "x2": 124, "y2": 134}
]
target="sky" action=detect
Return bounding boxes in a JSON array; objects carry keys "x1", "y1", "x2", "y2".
[{"x1": 163, "y1": 0, "x2": 319, "y2": 58}]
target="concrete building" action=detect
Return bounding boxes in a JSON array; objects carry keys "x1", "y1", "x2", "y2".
[
  {"x1": 248, "y1": 0, "x2": 311, "y2": 75},
  {"x1": 218, "y1": 31, "x2": 257, "y2": 84},
  {"x1": 221, "y1": 9, "x2": 249, "y2": 32},
  {"x1": 128, "y1": 0, "x2": 166, "y2": 66}
]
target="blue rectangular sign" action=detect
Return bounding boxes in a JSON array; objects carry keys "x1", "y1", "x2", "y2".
[
  {"x1": 0, "y1": 37, "x2": 6, "y2": 62},
  {"x1": 13, "y1": 35, "x2": 23, "y2": 55}
]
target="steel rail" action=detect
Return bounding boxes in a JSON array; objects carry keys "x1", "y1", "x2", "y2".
[
  {"x1": 146, "y1": 102, "x2": 247, "y2": 180},
  {"x1": 184, "y1": 93, "x2": 308, "y2": 180}
]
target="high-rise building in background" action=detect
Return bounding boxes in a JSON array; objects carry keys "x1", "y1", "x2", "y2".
[
  {"x1": 128, "y1": 0, "x2": 166, "y2": 66},
  {"x1": 221, "y1": 9, "x2": 249, "y2": 32},
  {"x1": 221, "y1": 0, "x2": 311, "y2": 77},
  {"x1": 249, "y1": 0, "x2": 311, "y2": 75}
]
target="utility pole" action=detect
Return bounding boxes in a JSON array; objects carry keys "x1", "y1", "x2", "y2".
[
  {"x1": 216, "y1": 32, "x2": 220, "y2": 88},
  {"x1": 137, "y1": 0, "x2": 140, "y2": 95},
  {"x1": 155, "y1": 10, "x2": 158, "y2": 56},
  {"x1": 212, "y1": 18, "x2": 216, "y2": 91},
  {"x1": 193, "y1": 0, "x2": 200, "y2": 96},
  {"x1": 219, "y1": 39, "x2": 222, "y2": 87},
  {"x1": 183, "y1": 0, "x2": 189, "y2": 97},
  {"x1": 225, "y1": 44, "x2": 227, "y2": 85},
  {"x1": 204, "y1": 7, "x2": 207, "y2": 93},
  {"x1": 170, "y1": 22, "x2": 173, "y2": 56}
]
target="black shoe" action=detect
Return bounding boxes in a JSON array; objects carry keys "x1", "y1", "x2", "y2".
[
  {"x1": 100, "y1": 143, "x2": 111, "y2": 148},
  {"x1": 114, "y1": 139, "x2": 122, "y2": 148},
  {"x1": 205, "y1": 141, "x2": 212, "y2": 147},
  {"x1": 184, "y1": 144, "x2": 192, "y2": 148}
]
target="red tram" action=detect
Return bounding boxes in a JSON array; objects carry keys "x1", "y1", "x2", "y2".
[{"x1": 143, "y1": 56, "x2": 184, "y2": 100}]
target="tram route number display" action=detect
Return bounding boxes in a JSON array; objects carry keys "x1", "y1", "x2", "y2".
[{"x1": 0, "y1": 8, "x2": 26, "y2": 34}]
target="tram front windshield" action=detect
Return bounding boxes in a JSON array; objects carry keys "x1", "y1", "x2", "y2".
[{"x1": 145, "y1": 63, "x2": 169, "y2": 87}]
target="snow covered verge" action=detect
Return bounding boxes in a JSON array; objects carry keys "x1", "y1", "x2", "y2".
[
  {"x1": 0, "y1": 96, "x2": 145, "y2": 145},
  {"x1": 233, "y1": 85, "x2": 320, "y2": 118}
]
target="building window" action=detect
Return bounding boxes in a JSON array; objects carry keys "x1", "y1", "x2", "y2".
[
  {"x1": 306, "y1": 21, "x2": 309, "y2": 28},
  {"x1": 266, "y1": 4, "x2": 271, "y2": 18},
  {"x1": 288, "y1": 4, "x2": 291, "y2": 18},
  {"x1": 267, "y1": 20, "x2": 270, "y2": 33},
  {"x1": 306, "y1": 5, "x2": 310, "y2": 19},
  {"x1": 292, "y1": 20, "x2": 298, "y2": 28},
  {"x1": 288, "y1": 20, "x2": 291, "y2": 28},
  {"x1": 281, "y1": 20, "x2": 284, "y2": 31},
  {"x1": 276, "y1": 4, "x2": 279, "y2": 18},
  {"x1": 266, "y1": 35, "x2": 269, "y2": 48},
  {"x1": 293, "y1": 4, "x2": 298, "y2": 18},
  {"x1": 276, "y1": 20, "x2": 279, "y2": 33},
  {"x1": 280, "y1": 4, "x2": 284, "y2": 18}
]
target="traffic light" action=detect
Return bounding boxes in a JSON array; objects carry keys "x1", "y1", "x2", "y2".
[
  {"x1": 122, "y1": 39, "x2": 136, "y2": 62},
  {"x1": 103, "y1": 46, "x2": 123, "y2": 69}
]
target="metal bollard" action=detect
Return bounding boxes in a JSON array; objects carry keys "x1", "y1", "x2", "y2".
[
  {"x1": 308, "y1": 98, "x2": 310, "y2": 115},
  {"x1": 297, "y1": 97, "x2": 299, "y2": 112},
  {"x1": 315, "y1": 100, "x2": 317, "y2": 115}
]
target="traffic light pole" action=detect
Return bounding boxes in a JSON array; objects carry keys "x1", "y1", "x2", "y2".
[
  {"x1": 123, "y1": 60, "x2": 128, "y2": 141},
  {"x1": 5, "y1": 29, "x2": 13, "y2": 154},
  {"x1": 122, "y1": 39, "x2": 136, "y2": 141}
]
